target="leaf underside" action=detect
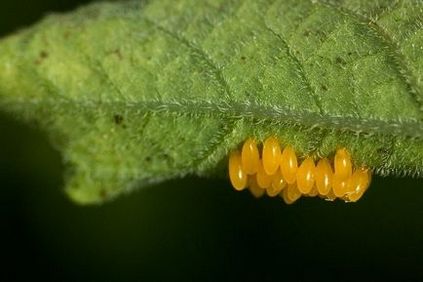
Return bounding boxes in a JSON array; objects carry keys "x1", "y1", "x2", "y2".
[{"x1": 0, "y1": 0, "x2": 422, "y2": 204}]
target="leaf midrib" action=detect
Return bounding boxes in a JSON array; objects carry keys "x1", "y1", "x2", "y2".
[{"x1": 7, "y1": 97, "x2": 423, "y2": 139}]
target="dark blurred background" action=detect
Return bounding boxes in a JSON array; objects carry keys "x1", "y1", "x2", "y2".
[{"x1": 2, "y1": 1, "x2": 423, "y2": 281}]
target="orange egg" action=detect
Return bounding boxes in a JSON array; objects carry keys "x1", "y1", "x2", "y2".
[
  {"x1": 262, "y1": 137, "x2": 281, "y2": 175},
  {"x1": 315, "y1": 158, "x2": 333, "y2": 196},
  {"x1": 241, "y1": 138, "x2": 260, "y2": 175},
  {"x1": 323, "y1": 189, "x2": 337, "y2": 201},
  {"x1": 332, "y1": 175, "x2": 348, "y2": 198},
  {"x1": 334, "y1": 148, "x2": 353, "y2": 180},
  {"x1": 267, "y1": 171, "x2": 286, "y2": 197},
  {"x1": 345, "y1": 168, "x2": 372, "y2": 202},
  {"x1": 280, "y1": 145, "x2": 298, "y2": 184},
  {"x1": 296, "y1": 157, "x2": 315, "y2": 194},
  {"x1": 306, "y1": 185, "x2": 319, "y2": 197},
  {"x1": 256, "y1": 159, "x2": 272, "y2": 189},
  {"x1": 285, "y1": 183, "x2": 302, "y2": 203},
  {"x1": 280, "y1": 188, "x2": 294, "y2": 204},
  {"x1": 228, "y1": 150, "x2": 248, "y2": 191},
  {"x1": 248, "y1": 175, "x2": 265, "y2": 198}
]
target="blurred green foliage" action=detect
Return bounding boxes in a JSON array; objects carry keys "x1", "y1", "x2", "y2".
[{"x1": 2, "y1": 1, "x2": 423, "y2": 281}]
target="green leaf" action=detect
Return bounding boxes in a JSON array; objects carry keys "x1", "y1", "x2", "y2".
[{"x1": 0, "y1": 0, "x2": 422, "y2": 204}]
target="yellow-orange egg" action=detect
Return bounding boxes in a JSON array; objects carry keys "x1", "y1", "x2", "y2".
[
  {"x1": 306, "y1": 185, "x2": 319, "y2": 197},
  {"x1": 267, "y1": 171, "x2": 286, "y2": 197},
  {"x1": 248, "y1": 175, "x2": 265, "y2": 198},
  {"x1": 262, "y1": 137, "x2": 281, "y2": 175},
  {"x1": 272, "y1": 170, "x2": 287, "y2": 190},
  {"x1": 345, "y1": 168, "x2": 372, "y2": 202},
  {"x1": 280, "y1": 145, "x2": 298, "y2": 184},
  {"x1": 241, "y1": 138, "x2": 260, "y2": 175},
  {"x1": 315, "y1": 158, "x2": 333, "y2": 196},
  {"x1": 285, "y1": 183, "x2": 302, "y2": 204},
  {"x1": 256, "y1": 159, "x2": 272, "y2": 189},
  {"x1": 332, "y1": 175, "x2": 348, "y2": 198},
  {"x1": 228, "y1": 150, "x2": 248, "y2": 191},
  {"x1": 296, "y1": 157, "x2": 315, "y2": 194},
  {"x1": 323, "y1": 189, "x2": 337, "y2": 201},
  {"x1": 280, "y1": 188, "x2": 294, "y2": 204},
  {"x1": 334, "y1": 148, "x2": 353, "y2": 180}
]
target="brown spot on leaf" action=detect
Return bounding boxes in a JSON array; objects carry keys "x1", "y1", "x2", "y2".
[
  {"x1": 113, "y1": 114, "x2": 124, "y2": 125},
  {"x1": 109, "y1": 48, "x2": 123, "y2": 60},
  {"x1": 64, "y1": 31, "x2": 71, "y2": 39},
  {"x1": 40, "y1": 50, "x2": 48, "y2": 59},
  {"x1": 377, "y1": 147, "x2": 389, "y2": 156},
  {"x1": 99, "y1": 189, "x2": 108, "y2": 199},
  {"x1": 335, "y1": 57, "x2": 347, "y2": 66},
  {"x1": 34, "y1": 50, "x2": 49, "y2": 65}
]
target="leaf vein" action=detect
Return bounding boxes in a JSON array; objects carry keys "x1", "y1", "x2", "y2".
[
  {"x1": 263, "y1": 19, "x2": 325, "y2": 115},
  {"x1": 317, "y1": 0, "x2": 423, "y2": 112},
  {"x1": 143, "y1": 18, "x2": 233, "y2": 101}
]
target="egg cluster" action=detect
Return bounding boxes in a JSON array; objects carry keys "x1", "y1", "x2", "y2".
[{"x1": 228, "y1": 137, "x2": 372, "y2": 204}]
